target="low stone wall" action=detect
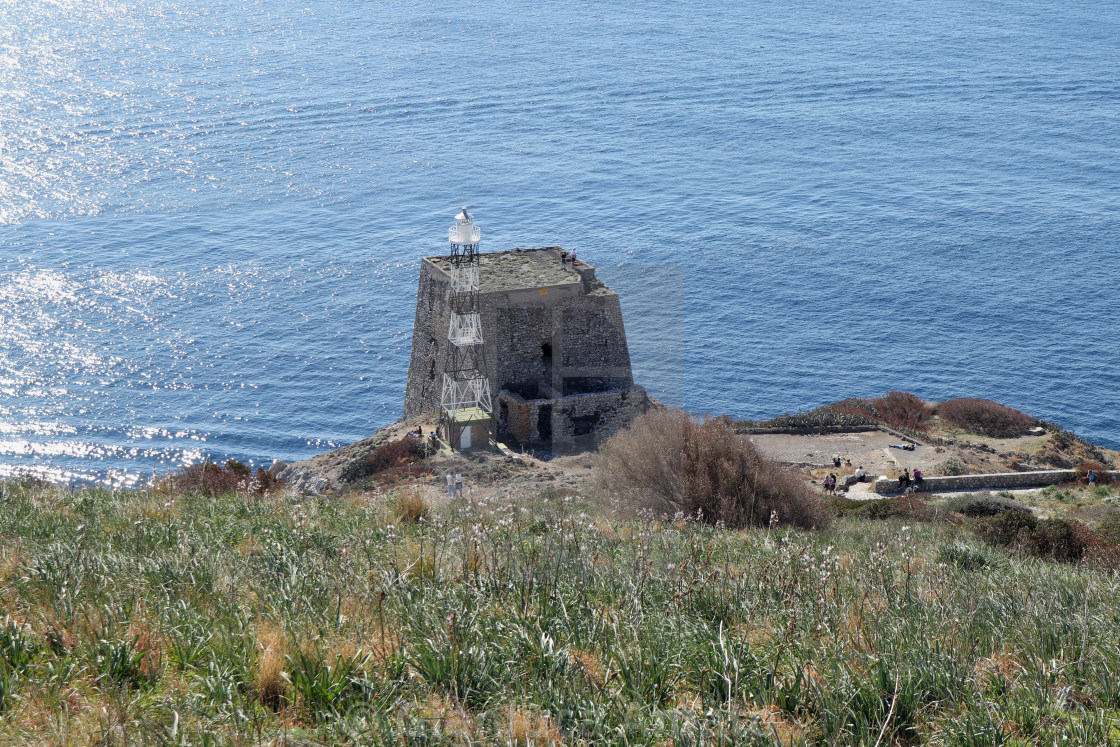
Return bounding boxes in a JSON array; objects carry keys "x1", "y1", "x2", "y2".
[
  {"x1": 735, "y1": 425, "x2": 881, "y2": 436},
  {"x1": 872, "y1": 469, "x2": 1120, "y2": 494}
]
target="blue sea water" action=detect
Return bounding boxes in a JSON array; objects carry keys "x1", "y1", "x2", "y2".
[{"x1": 1, "y1": 0, "x2": 1118, "y2": 485}]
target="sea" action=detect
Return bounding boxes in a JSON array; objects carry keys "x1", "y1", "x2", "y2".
[{"x1": 1, "y1": 0, "x2": 1118, "y2": 485}]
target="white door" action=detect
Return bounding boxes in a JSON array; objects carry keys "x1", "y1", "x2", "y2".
[{"x1": 459, "y1": 426, "x2": 471, "y2": 449}]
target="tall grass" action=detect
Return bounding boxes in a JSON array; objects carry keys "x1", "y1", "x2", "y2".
[{"x1": 1, "y1": 476, "x2": 1120, "y2": 743}]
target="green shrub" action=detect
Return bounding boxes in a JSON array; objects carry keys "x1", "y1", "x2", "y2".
[
  {"x1": 854, "y1": 497, "x2": 942, "y2": 522},
  {"x1": 595, "y1": 409, "x2": 830, "y2": 530},
  {"x1": 1097, "y1": 515, "x2": 1120, "y2": 545},
  {"x1": 943, "y1": 494, "x2": 1028, "y2": 518},
  {"x1": 975, "y1": 509, "x2": 1038, "y2": 549},
  {"x1": 938, "y1": 459, "x2": 965, "y2": 476},
  {"x1": 937, "y1": 399, "x2": 1033, "y2": 437},
  {"x1": 974, "y1": 510, "x2": 1085, "y2": 563},
  {"x1": 937, "y1": 544, "x2": 991, "y2": 571}
]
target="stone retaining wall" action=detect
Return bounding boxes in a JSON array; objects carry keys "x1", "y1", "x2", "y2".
[{"x1": 872, "y1": 470, "x2": 1120, "y2": 494}]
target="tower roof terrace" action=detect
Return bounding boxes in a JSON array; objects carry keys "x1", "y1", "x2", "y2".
[{"x1": 426, "y1": 247, "x2": 598, "y2": 294}]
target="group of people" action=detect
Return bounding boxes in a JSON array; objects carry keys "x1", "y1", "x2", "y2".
[
  {"x1": 560, "y1": 249, "x2": 578, "y2": 267},
  {"x1": 898, "y1": 467, "x2": 924, "y2": 491},
  {"x1": 831, "y1": 455, "x2": 853, "y2": 468},
  {"x1": 446, "y1": 471, "x2": 465, "y2": 499},
  {"x1": 822, "y1": 473, "x2": 839, "y2": 495}
]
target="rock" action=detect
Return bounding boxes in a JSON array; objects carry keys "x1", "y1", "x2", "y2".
[
  {"x1": 268, "y1": 460, "x2": 288, "y2": 477},
  {"x1": 276, "y1": 464, "x2": 332, "y2": 495}
]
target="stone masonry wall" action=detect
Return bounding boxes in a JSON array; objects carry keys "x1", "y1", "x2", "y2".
[
  {"x1": 404, "y1": 251, "x2": 638, "y2": 421},
  {"x1": 871, "y1": 469, "x2": 1120, "y2": 494},
  {"x1": 497, "y1": 385, "x2": 647, "y2": 449}
]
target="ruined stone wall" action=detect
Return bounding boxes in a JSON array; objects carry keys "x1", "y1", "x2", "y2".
[{"x1": 497, "y1": 385, "x2": 647, "y2": 449}]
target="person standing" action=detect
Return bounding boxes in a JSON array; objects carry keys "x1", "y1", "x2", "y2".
[
  {"x1": 454, "y1": 472, "x2": 464, "y2": 499},
  {"x1": 446, "y1": 472, "x2": 455, "y2": 499}
]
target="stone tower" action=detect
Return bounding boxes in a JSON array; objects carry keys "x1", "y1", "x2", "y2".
[{"x1": 404, "y1": 246, "x2": 648, "y2": 450}]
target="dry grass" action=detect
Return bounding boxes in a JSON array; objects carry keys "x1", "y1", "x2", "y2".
[
  {"x1": 507, "y1": 707, "x2": 563, "y2": 746},
  {"x1": 254, "y1": 624, "x2": 288, "y2": 709},
  {"x1": 391, "y1": 486, "x2": 431, "y2": 524}
]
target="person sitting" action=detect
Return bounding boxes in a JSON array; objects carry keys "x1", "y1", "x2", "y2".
[
  {"x1": 913, "y1": 468, "x2": 924, "y2": 486},
  {"x1": 854, "y1": 466, "x2": 865, "y2": 482},
  {"x1": 898, "y1": 468, "x2": 911, "y2": 490},
  {"x1": 845, "y1": 459, "x2": 853, "y2": 468}
]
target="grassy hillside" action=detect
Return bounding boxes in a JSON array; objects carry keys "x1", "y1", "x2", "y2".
[{"x1": 2, "y1": 478, "x2": 1120, "y2": 745}]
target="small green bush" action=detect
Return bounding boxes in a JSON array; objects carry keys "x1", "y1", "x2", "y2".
[
  {"x1": 974, "y1": 510, "x2": 1086, "y2": 563},
  {"x1": 943, "y1": 494, "x2": 1028, "y2": 518},
  {"x1": 975, "y1": 509, "x2": 1038, "y2": 549},
  {"x1": 937, "y1": 544, "x2": 991, "y2": 572},
  {"x1": 1096, "y1": 515, "x2": 1120, "y2": 545}
]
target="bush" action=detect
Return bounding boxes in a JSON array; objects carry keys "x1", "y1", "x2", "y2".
[
  {"x1": 974, "y1": 510, "x2": 1085, "y2": 563},
  {"x1": 937, "y1": 544, "x2": 992, "y2": 571},
  {"x1": 974, "y1": 509, "x2": 1038, "y2": 549},
  {"x1": 1074, "y1": 461, "x2": 1112, "y2": 485},
  {"x1": 168, "y1": 462, "x2": 245, "y2": 497},
  {"x1": 1096, "y1": 515, "x2": 1120, "y2": 545},
  {"x1": 942, "y1": 494, "x2": 1029, "y2": 518},
  {"x1": 873, "y1": 391, "x2": 932, "y2": 431},
  {"x1": 836, "y1": 496, "x2": 945, "y2": 523},
  {"x1": 594, "y1": 409, "x2": 829, "y2": 530},
  {"x1": 1026, "y1": 519, "x2": 1085, "y2": 562},
  {"x1": 341, "y1": 436, "x2": 426, "y2": 483},
  {"x1": 937, "y1": 399, "x2": 1033, "y2": 437}
]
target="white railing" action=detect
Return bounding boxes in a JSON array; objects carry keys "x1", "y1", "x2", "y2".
[
  {"x1": 441, "y1": 374, "x2": 492, "y2": 417},
  {"x1": 449, "y1": 224, "x2": 481, "y2": 245}
]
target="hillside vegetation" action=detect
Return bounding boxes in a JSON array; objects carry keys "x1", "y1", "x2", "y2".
[{"x1": 2, "y1": 475, "x2": 1120, "y2": 745}]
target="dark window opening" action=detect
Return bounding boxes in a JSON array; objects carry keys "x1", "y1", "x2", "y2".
[
  {"x1": 506, "y1": 380, "x2": 541, "y2": 400},
  {"x1": 541, "y1": 341, "x2": 553, "y2": 376},
  {"x1": 570, "y1": 413, "x2": 600, "y2": 437},
  {"x1": 537, "y1": 405, "x2": 552, "y2": 442}
]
